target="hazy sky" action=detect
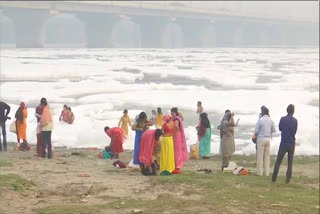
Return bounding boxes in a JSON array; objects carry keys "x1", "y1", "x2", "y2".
[
  {"x1": 184, "y1": 1, "x2": 319, "y2": 22},
  {"x1": 136, "y1": 1, "x2": 319, "y2": 22}
]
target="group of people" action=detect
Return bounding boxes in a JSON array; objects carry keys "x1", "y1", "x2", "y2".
[
  {"x1": 218, "y1": 104, "x2": 298, "y2": 184},
  {"x1": 105, "y1": 101, "x2": 298, "y2": 183},
  {"x1": 0, "y1": 98, "x2": 298, "y2": 183},
  {"x1": 0, "y1": 98, "x2": 54, "y2": 159},
  {"x1": 59, "y1": 104, "x2": 75, "y2": 124},
  {"x1": 105, "y1": 107, "x2": 190, "y2": 175}
]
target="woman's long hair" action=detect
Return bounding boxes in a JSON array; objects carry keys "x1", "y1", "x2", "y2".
[
  {"x1": 15, "y1": 102, "x2": 25, "y2": 123},
  {"x1": 137, "y1": 112, "x2": 147, "y2": 122},
  {"x1": 200, "y1": 112, "x2": 210, "y2": 128},
  {"x1": 171, "y1": 107, "x2": 179, "y2": 117},
  {"x1": 15, "y1": 108, "x2": 24, "y2": 123}
]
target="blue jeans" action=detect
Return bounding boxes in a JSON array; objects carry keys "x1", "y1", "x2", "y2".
[
  {"x1": 0, "y1": 122, "x2": 7, "y2": 151},
  {"x1": 41, "y1": 131, "x2": 52, "y2": 159}
]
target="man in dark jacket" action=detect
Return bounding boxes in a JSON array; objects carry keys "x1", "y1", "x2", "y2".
[
  {"x1": 272, "y1": 104, "x2": 298, "y2": 184},
  {"x1": 0, "y1": 101, "x2": 11, "y2": 151}
]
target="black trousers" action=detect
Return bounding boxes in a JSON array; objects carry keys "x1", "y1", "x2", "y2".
[
  {"x1": 0, "y1": 122, "x2": 7, "y2": 151},
  {"x1": 41, "y1": 131, "x2": 52, "y2": 159},
  {"x1": 272, "y1": 144, "x2": 295, "y2": 183}
]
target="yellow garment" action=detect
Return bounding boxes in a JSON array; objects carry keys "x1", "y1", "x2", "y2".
[
  {"x1": 155, "y1": 114, "x2": 163, "y2": 128},
  {"x1": 160, "y1": 136, "x2": 175, "y2": 173},
  {"x1": 42, "y1": 121, "x2": 54, "y2": 131},
  {"x1": 119, "y1": 115, "x2": 131, "y2": 137}
]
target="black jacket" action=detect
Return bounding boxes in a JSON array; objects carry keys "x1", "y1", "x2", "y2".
[{"x1": 0, "y1": 102, "x2": 11, "y2": 123}]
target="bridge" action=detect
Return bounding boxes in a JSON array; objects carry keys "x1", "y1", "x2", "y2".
[{"x1": 0, "y1": 1, "x2": 318, "y2": 48}]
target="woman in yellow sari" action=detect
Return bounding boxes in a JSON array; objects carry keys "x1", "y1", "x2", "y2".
[
  {"x1": 118, "y1": 109, "x2": 132, "y2": 139},
  {"x1": 155, "y1": 107, "x2": 164, "y2": 128},
  {"x1": 160, "y1": 115, "x2": 175, "y2": 174}
]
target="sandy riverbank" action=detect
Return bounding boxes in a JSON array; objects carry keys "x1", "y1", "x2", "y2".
[{"x1": 1, "y1": 143, "x2": 319, "y2": 214}]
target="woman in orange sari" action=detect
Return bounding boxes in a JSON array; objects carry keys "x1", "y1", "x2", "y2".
[{"x1": 15, "y1": 102, "x2": 28, "y2": 144}]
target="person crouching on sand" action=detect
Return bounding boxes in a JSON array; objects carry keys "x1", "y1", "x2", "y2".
[
  {"x1": 138, "y1": 129, "x2": 163, "y2": 176},
  {"x1": 104, "y1": 126, "x2": 124, "y2": 159}
]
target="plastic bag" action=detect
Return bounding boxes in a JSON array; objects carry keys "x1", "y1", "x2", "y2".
[
  {"x1": 190, "y1": 144, "x2": 198, "y2": 159},
  {"x1": 9, "y1": 121, "x2": 16, "y2": 133}
]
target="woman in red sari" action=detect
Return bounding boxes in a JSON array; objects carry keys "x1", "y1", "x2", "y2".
[
  {"x1": 138, "y1": 129, "x2": 163, "y2": 176},
  {"x1": 104, "y1": 126, "x2": 124, "y2": 159}
]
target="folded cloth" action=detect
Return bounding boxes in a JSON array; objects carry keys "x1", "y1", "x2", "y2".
[
  {"x1": 160, "y1": 170, "x2": 172, "y2": 176},
  {"x1": 172, "y1": 169, "x2": 181, "y2": 174}
]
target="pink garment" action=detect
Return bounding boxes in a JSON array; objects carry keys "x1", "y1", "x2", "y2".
[
  {"x1": 173, "y1": 116, "x2": 189, "y2": 169},
  {"x1": 61, "y1": 110, "x2": 68, "y2": 122},
  {"x1": 138, "y1": 130, "x2": 156, "y2": 167}
]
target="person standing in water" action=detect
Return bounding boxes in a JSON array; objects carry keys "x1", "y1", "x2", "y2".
[
  {"x1": 67, "y1": 107, "x2": 75, "y2": 124},
  {"x1": 118, "y1": 109, "x2": 132, "y2": 139},
  {"x1": 59, "y1": 105, "x2": 68, "y2": 122}
]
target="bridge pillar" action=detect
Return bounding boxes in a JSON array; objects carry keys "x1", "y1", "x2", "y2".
[
  {"x1": 202, "y1": 21, "x2": 216, "y2": 48},
  {"x1": 77, "y1": 13, "x2": 118, "y2": 48},
  {"x1": 162, "y1": 19, "x2": 184, "y2": 48},
  {"x1": 178, "y1": 19, "x2": 216, "y2": 48},
  {"x1": 131, "y1": 16, "x2": 169, "y2": 48},
  {"x1": 233, "y1": 23, "x2": 246, "y2": 47},
  {"x1": 3, "y1": 8, "x2": 50, "y2": 48}
]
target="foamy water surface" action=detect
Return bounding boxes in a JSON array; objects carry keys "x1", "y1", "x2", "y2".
[{"x1": 0, "y1": 48, "x2": 318, "y2": 155}]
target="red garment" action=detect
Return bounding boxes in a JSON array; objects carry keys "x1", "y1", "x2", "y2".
[
  {"x1": 197, "y1": 126, "x2": 206, "y2": 141},
  {"x1": 60, "y1": 110, "x2": 68, "y2": 122},
  {"x1": 36, "y1": 105, "x2": 44, "y2": 122},
  {"x1": 36, "y1": 133, "x2": 42, "y2": 156},
  {"x1": 138, "y1": 130, "x2": 156, "y2": 167},
  {"x1": 162, "y1": 122, "x2": 174, "y2": 134},
  {"x1": 107, "y1": 127, "x2": 124, "y2": 153}
]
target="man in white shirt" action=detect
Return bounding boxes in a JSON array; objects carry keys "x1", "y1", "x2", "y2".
[{"x1": 255, "y1": 107, "x2": 276, "y2": 176}]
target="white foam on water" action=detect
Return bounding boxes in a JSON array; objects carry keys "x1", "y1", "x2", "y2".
[{"x1": 1, "y1": 48, "x2": 318, "y2": 155}]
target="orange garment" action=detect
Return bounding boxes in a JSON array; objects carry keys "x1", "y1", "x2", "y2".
[
  {"x1": 17, "y1": 109, "x2": 27, "y2": 140},
  {"x1": 40, "y1": 105, "x2": 53, "y2": 126}
]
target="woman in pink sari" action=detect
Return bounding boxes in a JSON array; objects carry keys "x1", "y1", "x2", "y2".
[
  {"x1": 138, "y1": 129, "x2": 162, "y2": 175},
  {"x1": 171, "y1": 107, "x2": 189, "y2": 173}
]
